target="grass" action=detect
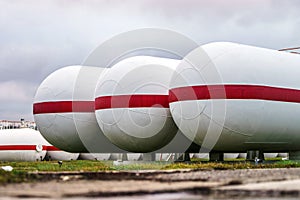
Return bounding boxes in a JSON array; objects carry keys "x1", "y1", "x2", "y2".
[
  {"x1": 0, "y1": 160, "x2": 111, "y2": 184},
  {"x1": 5, "y1": 160, "x2": 110, "y2": 172},
  {"x1": 0, "y1": 170, "x2": 27, "y2": 184},
  {"x1": 163, "y1": 160, "x2": 300, "y2": 170},
  {"x1": 110, "y1": 161, "x2": 168, "y2": 171},
  {"x1": 0, "y1": 159, "x2": 299, "y2": 184}
]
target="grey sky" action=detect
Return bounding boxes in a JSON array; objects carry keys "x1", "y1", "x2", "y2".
[{"x1": 0, "y1": 0, "x2": 300, "y2": 120}]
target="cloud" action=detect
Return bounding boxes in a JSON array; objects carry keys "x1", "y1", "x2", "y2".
[
  {"x1": 0, "y1": 81, "x2": 36, "y2": 120},
  {"x1": 136, "y1": 0, "x2": 300, "y2": 48},
  {"x1": 0, "y1": 81, "x2": 35, "y2": 102},
  {"x1": 0, "y1": 0, "x2": 300, "y2": 120}
]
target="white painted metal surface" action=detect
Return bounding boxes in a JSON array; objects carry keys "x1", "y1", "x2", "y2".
[
  {"x1": 192, "y1": 153, "x2": 209, "y2": 160},
  {"x1": 45, "y1": 142, "x2": 79, "y2": 161},
  {"x1": 264, "y1": 153, "x2": 279, "y2": 158},
  {"x1": 0, "y1": 128, "x2": 47, "y2": 161},
  {"x1": 45, "y1": 151, "x2": 79, "y2": 161},
  {"x1": 94, "y1": 56, "x2": 180, "y2": 152},
  {"x1": 79, "y1": 153, "x2": 111, "y2": 161},
  {"x1": 224, "y1": 153, "x2": 239, "y2": 159},
  {"x1": 238, "y1": 153, "x2": 247, "y2": 159},
  {"x1": 278, "y1": 153, "x2": 288, "y2": 158},
  {"x1": 33, "y1": 66, "x2": 121, "y2": 153},
  {"x1": 33, "y1": 42, "x2": 300, "y2": 154},
  {"x1": 169, "y1": 42, "x2": 300, "y2": 152},
  {"x1": 127, "y1": 153, "x2": 142, "y2": 161}
]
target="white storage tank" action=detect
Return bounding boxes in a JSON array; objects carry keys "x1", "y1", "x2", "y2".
[
  {"x1": 264, "y1": 153, "x2": 278, "y2": 159},
  {"x1": 238, "y1": 153, "x2": 247, "y2": 159},
  {"x1": 127, "y1": 153, "x2": 142, "y2": 161},
  {"x1": 94, "y1": 56, "x2": 180, "y2": 152},
  {"x1": 45, "y1": 145, "x2": 79, "y2": 161},
  {"x1": 33, "y1": 66, "x2": 122, "y2": 153},
  {"x1": 278, "y1": 153, "x2": 288, "y2": 158},
  {"x1": 192, "y1": 153, "x2": 209, "y2": 160},
  {"x1": 224, "y1": 153, "x2": 239, "y2": 160},
  {"x1": 79, "y1": 153, "x2": 111, "y2": 161},
  {"x1": 169, "y1": 42, "x2": 300, "y2": 152},
  {"x1": 0, "y1": 128, "x2": 46, "y2": 161},
  {"x1": 155, "y1": 153, "x2": 174, "y2": 161},
  {"x1": 237, "y1": 153, "x2": 278, "y2": 159}
]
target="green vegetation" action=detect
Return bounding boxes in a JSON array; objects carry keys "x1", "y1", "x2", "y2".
[
  {"x1": 0, "y1": 170, "x2": 27, "y2": 184},
  {"x1": 6, "y1": 160, "x2": 110, "y2": 172},
  {"x1": 0, "y1": 160, "x2": 111, "y2": 184},
  {"x1": 110, "y1": 161, "x2": 168, "y2": 171},
  {"x1": 0, "y1": 159, "x2": 299, "y2": 184},
  {"x1": 163, "y1": 160, "x2": 300, "y2": 170}
]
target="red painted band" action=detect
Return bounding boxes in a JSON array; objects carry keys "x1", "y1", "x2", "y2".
[
  {"x1": 33, "y1": 101, "x2": 95, "y2": 114},
  {"x1": 95, "y1": 94, "x2": 169, "y2": 110},
  {"x1": 169, "y1": 85, "x2": 300, "y2": 103},
  {"x1": 45, "y1": 146, "x2": 61, "y2": 151},
  {"x1": 0, "y1": 145, "x2": 43, "y2": 151}
]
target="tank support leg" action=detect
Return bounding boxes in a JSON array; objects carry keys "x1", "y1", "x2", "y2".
[
  {"x1": 246, "y1": 150, "x2": 264, "y2": 162},
  {"x1": 119, "y1": 153, "x2": 128, "y2": 161},
  {"x1": 175, "y1": 153, "x2": 191, "y2": 162},
  {"x1": 209, "y1": 152, "x2": 224, "y2": 161},
  {"x1": 289, "y1": 151, "x2": 300, "y2": 160},
  {"x1": 142, "y1": 153, "x2": 155, "y2": 161}
]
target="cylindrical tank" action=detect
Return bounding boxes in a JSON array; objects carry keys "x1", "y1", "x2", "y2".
[
  {"x1": 110, "y1": 153, "x2": 121, "y2": 160},
  {"x1": 264, "y1": 153, "x2": 278, "y2": 159},
  {"x1": 80, "y1": 153, "x2": 142, "y2": 161},
  {"x1": 33, "y1": 66, "x2": 122, "y2": 153},
  {"x1": 278, "y1": 153, "x2": 288, "y2": 158},
  {"x1": 79, "y1": 153, "x2": 111, "y2": 161},
  {"x1": 127, "y1": 153, "x2": 142, "y2": 161},
  {"x1": 224, "y1": 153, "x2": 239, "y2": 160},
  {"x1": 237, "y1": 153, "x2": 279, "y2": 159},
  {"x1": 45, "y1": 145, "x2": 79, "y2": 161},
  {"x1": 0, "y1": 128, "x2": 47, "y2": 161},
  {"x1": 155, "y1": 153, "x2": 173, "y2": 161},
  {"x1": 238, "y1": 153, "x2": 247, "y2": 159},
  {"x1": 169, "y1": 42, "x2": 300, "y2": 152},
  {"x1": 193, "y1": 153, "x2": 209, "y2": 160},
  {"x1": 94, "y1": 56, "x2": 180, "y2": 152}
]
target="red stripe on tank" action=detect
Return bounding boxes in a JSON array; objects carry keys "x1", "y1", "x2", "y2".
[
  {"x1": 33, "y1": 101, "x2": 95, "y2": 114},
  {"x1": 169, "y1": 84, "x2": 300, "y2": 103},
  {"x1": 95, "y1": 94, "x2": 169, "y2": 110},
  {"x1": 45, "y1": 146, "x2": 61, "y2": 151},
  {"x1": 0, "y1": 145, "x2": 43, "y2": 151}
]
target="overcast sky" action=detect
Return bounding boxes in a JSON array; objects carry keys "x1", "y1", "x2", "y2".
[{"x1": 1, "y1": 0, "x2": 300, "y2": 121}]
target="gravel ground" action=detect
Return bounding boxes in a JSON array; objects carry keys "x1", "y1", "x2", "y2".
[
  {"x1": 1, "y1": 168, "x2": 300, "y2": 199},
  {"x1": 144, "y1": 168, "x2": 300, "y2": 183}
]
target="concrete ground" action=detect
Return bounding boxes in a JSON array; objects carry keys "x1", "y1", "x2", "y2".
[{"x1": 1, "y1": 168, "x2": 300, "y2": 199}]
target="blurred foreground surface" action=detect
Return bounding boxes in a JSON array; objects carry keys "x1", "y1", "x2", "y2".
[{"x1": 1, "y1": 167, "x2": 300, "y2": 199}]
